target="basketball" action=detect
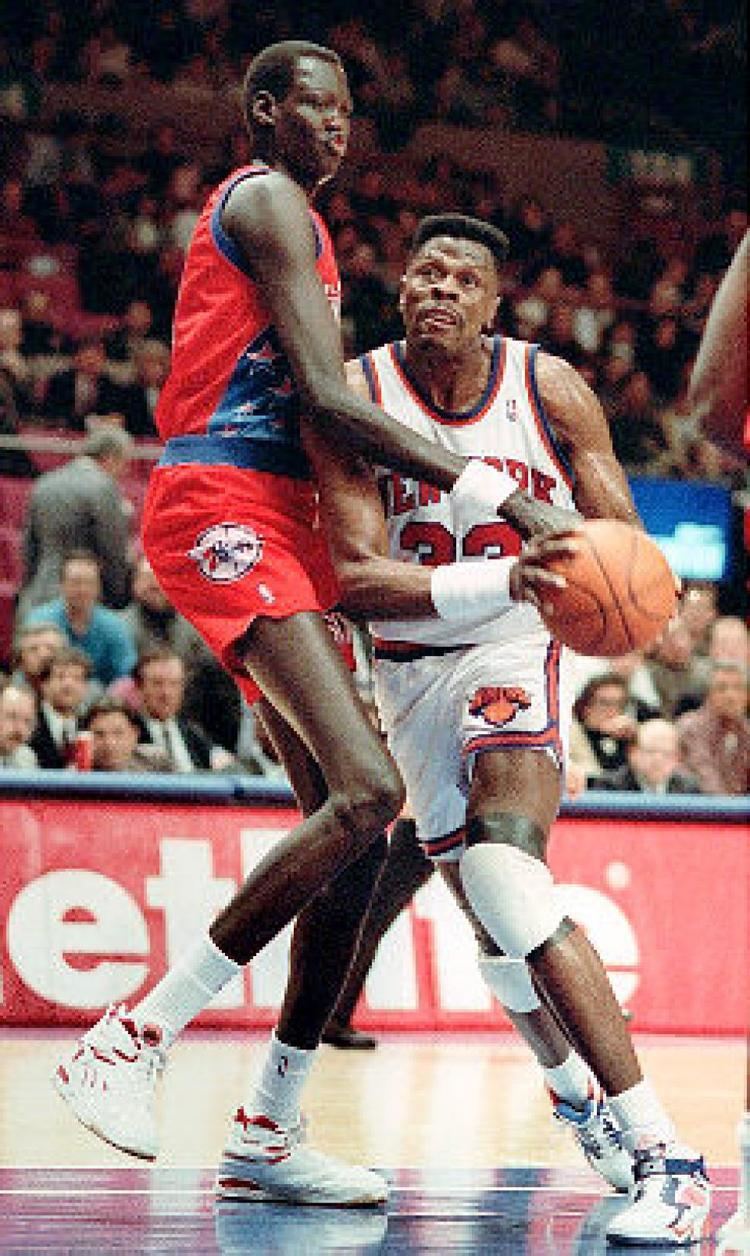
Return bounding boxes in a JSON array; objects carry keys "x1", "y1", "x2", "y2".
[{"x1": 538, "y1": 520, "x2": 677, "y2": 656}]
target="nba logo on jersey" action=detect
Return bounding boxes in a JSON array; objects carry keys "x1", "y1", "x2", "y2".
[
  {"x1": 188, "y1": 522, "x2": 264, "y2": 583},
  {"x1": 505, "y1": 397, "x2": 518, "y2": 423}
]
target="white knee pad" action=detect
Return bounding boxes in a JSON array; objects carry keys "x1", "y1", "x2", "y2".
[
  {"x1": 459, "y1": 843, "x2": 564, "y2": 959},
  {"x1": 478, "y1": 954, "x2": 541, "y2": 1014}
]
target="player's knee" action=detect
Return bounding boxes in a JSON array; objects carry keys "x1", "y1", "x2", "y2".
[
  {"x1": 459, "y1": 813, "x2": 564, "y2": 959},
  {"x1": 465, "y1": 811, "x2": 547, "y2": 861},
  {"x1": 330, "y1": 757, "x2": 404, "y2": 843}
]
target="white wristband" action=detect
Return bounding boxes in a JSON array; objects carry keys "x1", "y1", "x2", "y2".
[
  {"x1": 451, "y1": 459, "x2": 518, "y2": 514},
  {"x1": 431, "y1": 558, "x2": 515, "y2": 622}
]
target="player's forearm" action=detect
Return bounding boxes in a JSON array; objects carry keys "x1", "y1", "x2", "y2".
[
  {"x1": 501, "y1": 491, "x2": 580, "y2": 540},
  {"x1": 337, "y1": 556, "x2": 436, "y2": 619},
  {"x1": 306, "y1": 382, "x2": 465, "y2": 490}
]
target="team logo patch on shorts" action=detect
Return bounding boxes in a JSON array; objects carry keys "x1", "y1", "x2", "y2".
[
  {"x1": 188, "y1": 522, "x2": 264, "y2": 583},
  {"x1": 469, "y1": 685, "x2": 531, "y2": 728}
]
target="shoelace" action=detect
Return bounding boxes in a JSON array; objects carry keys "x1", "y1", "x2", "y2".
[{"x1": 574, "y1": 1103, "x2": 624, "y2": 1158}]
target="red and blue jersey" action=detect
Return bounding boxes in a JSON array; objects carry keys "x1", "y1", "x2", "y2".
[{"x1": 155, "y1": 163, "x2": 341, "y2": 478}]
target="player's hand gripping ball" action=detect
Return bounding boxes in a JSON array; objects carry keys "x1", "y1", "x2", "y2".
[{"x1": 537, "y1": 519, "x2": 677, "y2": 656}]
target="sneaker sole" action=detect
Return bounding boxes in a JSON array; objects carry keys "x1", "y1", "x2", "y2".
[
  {"x1": 215, "y1": 1156, "x2": 388, "y2": 1207},
  {"x1": 215, "y1": 1177, "x2": 386, "y2": 1207},
  {"x1": 607, "y1": 1214, "x2": 709, "y2": 1246},
  {"x1": 52, "y1": 1069, "x2": 157, "y2": 1162}
]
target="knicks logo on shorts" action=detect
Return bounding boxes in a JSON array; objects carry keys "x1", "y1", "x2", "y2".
[
  {"x1": 469, "y1": 685, "x2": 531, "y2": 728},
  {"x1": 188, "y1": 522, "x2": 264, "y2": 583}
]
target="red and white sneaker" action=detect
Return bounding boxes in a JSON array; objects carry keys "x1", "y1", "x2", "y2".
[
  {"x1": 552, "y1": 1085, "x2": 633, "y2": 1193},
  {"x1": 606, "y1": 1145, "x2": 711, "y2": 1246},
  {"x1": 53, "y1": 1004, "x2": 165, "y2": 1160},
  {"x1": 216, "y1": 1108, "x2": 388, "y2": 1207}
]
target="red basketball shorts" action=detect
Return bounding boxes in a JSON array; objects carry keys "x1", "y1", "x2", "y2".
[{"x1": 141, "y1": 463, "x2": 342, "y2": 705}]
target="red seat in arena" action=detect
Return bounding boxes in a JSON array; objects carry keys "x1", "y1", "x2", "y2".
[
  {"x1": 0, "y1": 477, "x2": 33, "y2": 529},
  {"x1": 0, "y1": 523, "x2": 23, "y2": 586}
]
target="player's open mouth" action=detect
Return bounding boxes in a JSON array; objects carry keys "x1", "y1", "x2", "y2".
[
  {"x1": 419, "y1": 307, "x2": 459, "y2": 329},
  {"x1": 324, "y1": 134, "x2": 347, "y2": 156}
]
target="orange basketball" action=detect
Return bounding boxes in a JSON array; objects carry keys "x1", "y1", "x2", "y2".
[{"x1": 539, "y1": 519, "x2": 677, "y2": 656}]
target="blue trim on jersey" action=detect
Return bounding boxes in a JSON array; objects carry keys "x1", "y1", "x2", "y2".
[
  {"x1": 527, "y1": 345, "x2": 574, "y2": 484},
  {"x1": 392, "y1": 336, "x2": 501, "y2": 423},
  {"x1": 360, "y1": 353, "x2": 379, "y2": 402},
  {"x1": 159, "y1": 435, "x2": 311, "y2": 479},
  {"x1": 210, "y1": 170, "x2": 262, "y2": 276}
]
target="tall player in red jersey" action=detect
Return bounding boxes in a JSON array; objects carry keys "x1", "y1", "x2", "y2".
[{"x1": 52, "y1": 42, "x2": 571, "y2": 1204}]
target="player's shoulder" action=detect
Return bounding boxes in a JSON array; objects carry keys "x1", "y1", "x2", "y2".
[{"x1": 223, "y1": 166, "x2": 308, "y2": 234}]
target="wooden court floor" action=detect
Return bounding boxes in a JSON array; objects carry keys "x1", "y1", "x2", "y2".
[{"x1": 0, "y1": 1028, "x2": 744, "y2": 1253}]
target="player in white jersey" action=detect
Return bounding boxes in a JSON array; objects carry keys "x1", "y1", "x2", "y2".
[{"x1": 309, "y1": 214, "x2": 710, "y2": 1246}]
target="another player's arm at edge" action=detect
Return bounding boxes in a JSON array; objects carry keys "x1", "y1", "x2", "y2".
[{"x1": 687, "y1": 229, "x2": 748, "y2": 458}]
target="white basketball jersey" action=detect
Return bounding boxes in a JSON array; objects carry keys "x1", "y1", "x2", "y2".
[{"x1": 364, "y1": 335, "x2": 576, "y2": 647}]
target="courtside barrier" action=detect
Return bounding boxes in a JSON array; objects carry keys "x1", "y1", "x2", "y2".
[{"x1": 1, "y1": 773, "x2": 746, "y2": 1034}]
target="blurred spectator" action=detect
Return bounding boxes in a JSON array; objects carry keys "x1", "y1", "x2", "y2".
[
  {"x1": 643, "y1": 618, "x2": 700, "y2": 719},
  {"x1": 0, "y1": 306, "x2": 33, "y2": 419},
  {"x1": 114, "y1": 339, "x2": 170, "y2": 436},
  {"x1": 678, "y1": 581, "x2": 720, "y2": 656},
  {"x1": 30, "y1": 645, "x2": 91, "y2": 768},
  {"x1": 118, "y1": 554, "x2": 242, "y2": 752},
  {"x1": 605, "y1": 651, "x2": 663, "y2": 722},
  {"x1": 541, "y1": 301, "x2": 589, "y2": 369},
  {"x1": 105, "y1": 299, "x2": 156, "y2": 376},
  {"x1": 18, "y1": 426, "x2": 133, "y2": 620},
  {"x1": 235, "y1": 703, "x2": 290, "y2": 783},
  {"x1": 587, "y1": 718, "x2": 701, "y2": 794},
  {"x1": 512, "y1": 266, "x2": 564, "y2": 340},
  {"x1": 41, "y1": 338, "x2": 124, "y2": 430},
  {"x1": 85, "y1": 696, "x2": 170, "y2": 773},
  {"x1": 573, "y1": 270, "x2": 617, "y2": 356},
  {"x1": 341, "y1": 241, "x2": 399, "y2": 355},
  {"x1": 542, "y1": 219, "x2": 587, "y2": 289},
  {"x1": 676, "y1": 614, "x2": 749, "y2": 716},
  {"x1": 133, "y1": 646, "x2": 235, "y2": 772},
  {"x1": 606, "y1": 370, "x2": 669, "y2": 472},
  {"x1": 568, "y1": 673, "x2": 638, "y2": 776},
  {"x1": 23, "y1": 550, "x2": 137, "y2": 686},
  {"x1": 508, "y1": 196, "x2": 552, "y2": 275},
  {"x1": 10, "y1": 621, "x2": 66, "y2": 697},
  {"x1": 675, "y1": 662, "x2": 749, "y2": 795},
  {"x1": 0, "y1": 681, "x2": 38, "y2": 768}
]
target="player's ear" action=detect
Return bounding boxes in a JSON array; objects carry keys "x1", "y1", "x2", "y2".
[
  {"x1": 251, "y1": 90, "x2": 277, "y2": 130},
  {"x1": 482, "y1": 296, "x2": 500, "y2": 332}
]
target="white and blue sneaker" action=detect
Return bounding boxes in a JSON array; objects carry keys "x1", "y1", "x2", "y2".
[
  {"x1": 216, "y1": 1108, "x2": 388, "y2": 1207},
  {"x1": 552, "y1": 1086, "x2": 633, "y2": 1192},
  {"x1": 606, "y1": 1144, "x2": 711, "y2": 1246}
]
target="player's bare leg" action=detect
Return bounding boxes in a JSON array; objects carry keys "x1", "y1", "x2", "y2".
[
  {"x1": 55, "y1": 613, "x2": 401, "y2": 1204},
  {"x1": 440, "y1": 860, "x2": 632, "y2": 1192},
  {"x1": 458, "y1": 749, "x2": 710, "y2": 1244}
]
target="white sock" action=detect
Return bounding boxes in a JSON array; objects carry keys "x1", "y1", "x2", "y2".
[
  {"x1": 543, "y1": 1053, "x2": 594, "y2": 1108},
  {"x1": 250, "y1": 1032, "x2": 315, "y2": 1128},
  {"x1": 132, "y1": 934, "x2": 240, "y2": 1047},
  {"x1": 607, "y1": 1078, "x2": 678, "y2": 1153}
]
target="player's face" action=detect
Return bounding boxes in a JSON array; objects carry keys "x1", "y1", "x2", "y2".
[
  {"x1": 273, "y1": 57, "x2": 352, "y2": 190},
  {"x1": 400, "y1": 238, "x2": 499, "y2": 353}
]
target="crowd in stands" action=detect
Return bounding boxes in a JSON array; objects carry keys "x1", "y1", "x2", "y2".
[{"x1": 0, "y1": 0, "x2": 747, "y2": 793}]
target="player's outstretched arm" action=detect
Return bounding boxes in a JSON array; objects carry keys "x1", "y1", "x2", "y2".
[
  {"x1": 223, "y1": 173, "x2": 482, "y2": 494},
  {"x1": 687, "y1": 229, "x2": 748, "y2": 457},
  {"x1": 534, "y1": 353, "x2": 641, "y2": 524}
]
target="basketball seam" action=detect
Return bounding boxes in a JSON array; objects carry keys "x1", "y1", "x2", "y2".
[{"x1": 589, "y1": 531, "x2": 634, "y2": 652}]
